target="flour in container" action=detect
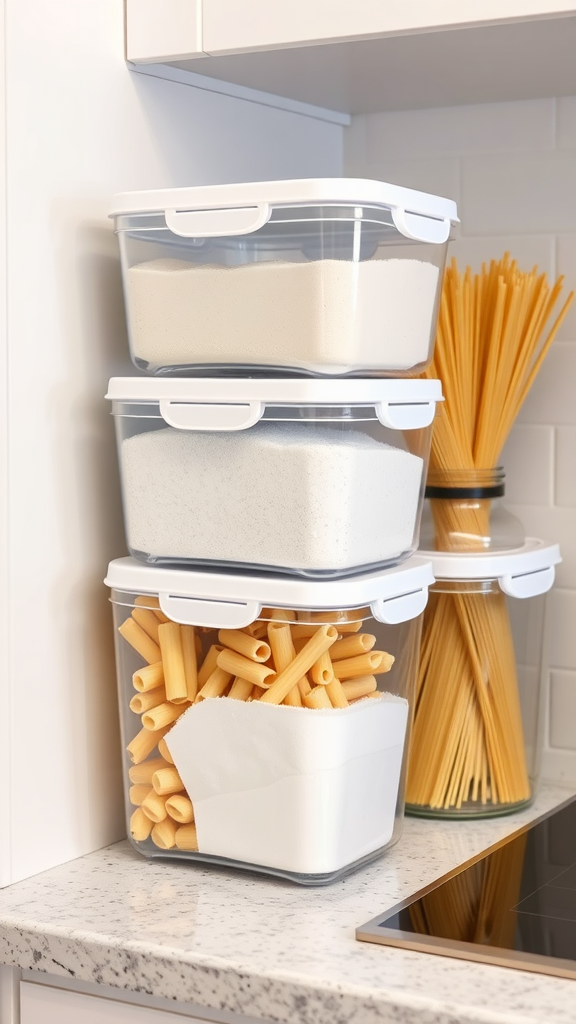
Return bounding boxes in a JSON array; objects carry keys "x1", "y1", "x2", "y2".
[
  {"x1": 120, "y1": 421, "x2": 423, "y2": 573},
  {"x1": 125, "y1": 257, "x2": 440, "y2": 373}
]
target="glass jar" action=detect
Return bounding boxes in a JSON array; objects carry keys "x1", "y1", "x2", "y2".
[
  {"x1": 406, "y1": 541, "x2": 560, "y2": 819},
  {"x1": 419, "y1": 468, "x2": 525, "y2": 552},
  {"x1": 106, "y1": 554, "x2": 434, "y2": 884}
]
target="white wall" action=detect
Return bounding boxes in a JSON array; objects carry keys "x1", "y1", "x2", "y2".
[
  {"x1": 0, "y1": 0, "x2": 342, "y2": 887},
  {"x1": 345, "y1": 96, "x2": 576, "y2": 786}
]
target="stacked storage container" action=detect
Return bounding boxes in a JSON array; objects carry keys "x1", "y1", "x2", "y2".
[{"x1": 107, "y1": 178, "x2": 458, "y2": 883}]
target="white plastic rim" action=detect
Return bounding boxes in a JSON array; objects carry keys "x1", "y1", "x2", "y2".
[
  {"x1": 105, "y1": 555, "x2": 435, "y2": 629},
  {"x1": 110, "y1": 176, "x2": 459, "y2": 243},
  {"x1": 106, "y1": 377, "x2": 443, "y2": 433},
  {"x1": 420, "y1": 539, "x2": 561, "y2": 599}
]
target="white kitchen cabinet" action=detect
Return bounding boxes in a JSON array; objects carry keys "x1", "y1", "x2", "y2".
[
  {"x1": 20, "y1": 982, "x2": 213, "y2": 1024},
  {"x1": 127, "y1": 0, "x2": 576, "y2": 114}
]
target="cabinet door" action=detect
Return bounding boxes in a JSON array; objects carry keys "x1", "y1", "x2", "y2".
[
  {"x1": 202, "y1": 0, "x2": 576, "y2": 55},
  {"x1": 20, "y1": 982, "x2": 211, "y2": 1024}
]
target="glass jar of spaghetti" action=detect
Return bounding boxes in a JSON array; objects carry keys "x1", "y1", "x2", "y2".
[
  {"x1": 419, "y1": 467, "x2": 525, "y2": 552},
  {"x1": 406, "y1": 541, "x2": 560, "y2": 819}
]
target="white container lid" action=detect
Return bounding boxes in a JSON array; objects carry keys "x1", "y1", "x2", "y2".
[
  {"x1": 105, "y1": 555, "x2": 435, "y2": 629},
  {"x1": 420, "y1": 539, "x2": 561, "y2": 598},
  {"x1": 106, "y1": 377, "x2": 443, "y2": 432},
  {"x1": 110, "y1": 177, "x2": 458, "y2": 245}
]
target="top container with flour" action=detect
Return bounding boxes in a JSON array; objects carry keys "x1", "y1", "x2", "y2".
[{"x1": 111, "y1": 179, "x2": 458, "y2": 378}]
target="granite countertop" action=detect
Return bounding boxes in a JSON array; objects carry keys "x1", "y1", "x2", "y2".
[{"x1": 1, "y1": 783, "x2": 576, "y2": 1024}]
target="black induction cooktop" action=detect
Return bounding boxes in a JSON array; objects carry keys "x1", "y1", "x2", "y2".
[{"x1": 357, "y1": 796, "x2": 576, "y2": 979}]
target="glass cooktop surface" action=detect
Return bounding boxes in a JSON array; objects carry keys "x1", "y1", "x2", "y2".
[{"x1": 357, "y1": 796, "x2": 576, "y2": 979}]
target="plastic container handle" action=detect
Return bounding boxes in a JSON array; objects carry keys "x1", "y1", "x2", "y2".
[
  {"x1": 159, "y1": 594, "x2": 262, "y2": 629},
  {"x1": 499, "y1": 566, "x2": 556, "y2": 599},
  {"x1": 165, "y1": 204, "x2": 271, "y2": 238},
  {"x1": 371, "y1": 588, "x2": 429, "y2": 625},
  {"x1": 376, "y1": 400, "x2": 438, "y2": 430},
  {"x1": 391, "y1": 208, "x2": 451, "y2": 244},
  {"x1": 159, "y1": 399, "x2": 264, "y2": 432}
]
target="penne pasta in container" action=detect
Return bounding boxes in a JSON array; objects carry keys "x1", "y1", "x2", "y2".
[{"x1": 107, "y1": 555, "x2": 433, "y2": 883}]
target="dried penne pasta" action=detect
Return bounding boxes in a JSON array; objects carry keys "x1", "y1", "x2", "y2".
[
  {"x1": 130, "y1": 807, "x2": 153, "y2": 842},
  {"x1": 242, "y1": 621, "x2": 269, "y2": 639},
  {"x1": 165, "y1": 794, "x2": 194, "y2": 824},
  {"x1": 128, "y1": 757, "x2": 169, "y2": 785},
  {"x1": 131, "y1": 607, "x2": 161, "y2": 644},
  {"x1": 267, "y1": 622, "x2": 304, "y2": 705},
  {"x1": 228, "y1": 677, "x2": 253, "y2": 701},
  {"x1": 330, "y1": 633, "x2": 377, "y2": 660},
  {"x1": 310, "y1": 650, "x2": 334, "y2": 686},
  {"x1": 260, "y1": 624, "x2": 338, "y2": 705},
  {"x1": 298, "y1": 675, "x2": 312, "y2": 698},
  {"x1": 332, "y1": 651, "x2": 394, "y2": 680},
  {"x1": 129, "y1": 686, "x2": 167, "y2": 715},
  {"x1": 158, "y1": 622, "x2": 188, "y2": 703},
  {"x1": 152, "y1": 766, "x2": 184, "y2": 796},
  {"x1": 196, "y1": 666, "x2": 233, "y2": 701},
  {"x1": 304, "y1": 686, "x2": 333, "y2": 709},
  {"x1": 132, "y1": 662, "x2": 164, "y2": 693},
  {"x1": 157, "y1": 737, "x2": 174, "y2": 765},
  {"x1": 151, "y1": 817, "x2": 177, "y2": 849},
  {"x1": 218, "y1": 629, "x2": 271, "y2": 663},
  {"x1": 141, "y1": 790, "x2": 168, "y2": 823},
  {"x1": 127, "y1": 725, "x2": 169, "y2": 765},
  {"x1": 217, "y1": 649, "x2": 275, "y2": 688},
  {"x1": 263, "y1": 608, "x2": 297, "y2": 621},
  {"x1": 181, "y1": 625, "x2": 198, "y2": 702},
  {"x1": 129, "y1": 784, "x2": 152, "y2": 806},
  {"x1": 250, "y1": 684, "x2": 266, "y2": 700},
  {"x1": 135, "y1": 595, "x2": 170, "y2": 624},
  {"x1": 325, "y1": 677, "x2": 349, "y2": 709},
  {"x1": 341, "y1": 675, "x2": 378, "y2": 701},
  {"x1": 141, "y1": 702, "x2": 184, "y2": 731},
  {"x1": 197, "y1": 645, "x2": 224, "y2": 688},
  {"x1": 175, "y1": 823, "x2": 198, "y2": 851},
  {"x1": 119, "y1": 618, "x2": 161, "y2": 665}
]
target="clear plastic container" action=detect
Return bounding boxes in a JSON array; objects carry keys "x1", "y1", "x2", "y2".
[
  {"x1": 110, "y1": 178, "x2": 458, "y2": 377},
  {"x1": 406, "y1": 540, "x2": 561, "y2": 819},
  {"x1": 420, "y1": 468, "x2": 526, "y2": 552},
  {"x1": 105, "y1": 555, "x2": 434, "y2": 884},
  {"x1": 107, "y1": 377, "x2": 442, "y2": 579}
]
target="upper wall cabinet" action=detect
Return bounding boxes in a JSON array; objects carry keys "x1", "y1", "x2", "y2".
[{"x1": 127, "y1": 0, "x2": 576, "y2": 115}]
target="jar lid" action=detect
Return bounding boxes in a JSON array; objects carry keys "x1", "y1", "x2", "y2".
[
  {"x1": 110, "y1": 177, "x2": 458, "y2": 244},
  {"x1": 105, "y1": 555, "x2": 435, "y2": 629},
  {"x1": 420, "y1": 539, "x2": 561, "y2": 598},
  {"x1": 106, "y1": 377, "x2": 443, "y2": 432}
]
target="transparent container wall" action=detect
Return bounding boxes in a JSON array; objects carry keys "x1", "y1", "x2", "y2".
[
  {"x1": 111, "y1": 401, "x2": 432, "y2": 578},
  {"x1": 420, "y1": 468, "x2": 526, "y2": 553},
  {"x1": 111, "y1": 590, "x2": 423, "y2": 884},
  {"x1": 115, "y1": 205, "x2": 447, "y2": 377},
  {"x1": 406, "y1": 579, "x2": 548, "y2": 819}
]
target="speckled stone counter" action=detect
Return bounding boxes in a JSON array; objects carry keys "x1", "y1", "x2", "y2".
[{"x1": 1, "y1": 784, "x2": 576, "y2": 1024}]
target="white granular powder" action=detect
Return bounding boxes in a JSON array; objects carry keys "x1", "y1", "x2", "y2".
[
  {"x1": 166, "y1": 694, "x2": 409, "y2": 875},
  {"x1": 120, "y1": 421, "x2": 423, "y2": 572},
  {"x1": 126, "y1": 257, "x2": 440, "y2": 373}
]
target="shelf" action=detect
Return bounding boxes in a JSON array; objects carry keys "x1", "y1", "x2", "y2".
[{"x1": 127, "y1": 2, "x2": 576, "y2": 118}]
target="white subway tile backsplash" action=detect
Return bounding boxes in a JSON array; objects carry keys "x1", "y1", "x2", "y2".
[
  {"x1": 550, "y1": 589, "x2": 576, "y2": 670},
  {"x1": 557, "y1": 96, "x2": 576, "y2": 149},
  {"x1": 555, "y1": 428, "x2": 576, "y2": 506},
  {"x1": 461, "y1": 153, "x2": 576, "y2": 235},
  {"x1": 360, "y1": 100, "x2": 554, "y2": 162},
  {"x1": 550, "y1": 670, "x2": 576, "y2": 750},
  {"x1": 344, "y1": 93, "x2": 576, "y2": 788},
  {"x1": 501, "y1": 426, "x2": 554, "y2": 505},
  {"x1": 516, "y1": 343, "x2": 576, "y2": 426},
  {"x1": 556, "y1": 235, "x2": 576, "y2": 341},
  {"x1": 448, "y1": 235, "x2": 554, "y2": 277}
]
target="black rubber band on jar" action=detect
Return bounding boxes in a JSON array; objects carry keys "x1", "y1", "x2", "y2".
[{"x1": 425, "y1": 484, "x2": 505, "y2": 499}]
